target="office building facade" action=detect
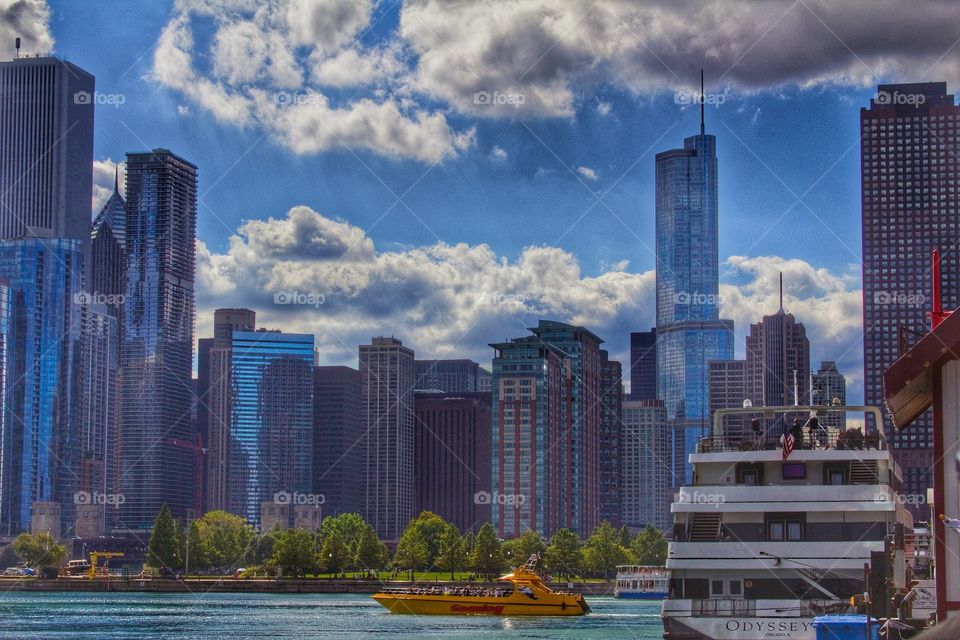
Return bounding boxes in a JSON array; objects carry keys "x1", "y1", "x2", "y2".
[
  {"x1": 360, "y1": 337, "x2": 415, "y2": 541},
  {"x1": 313, "y1": 365, "x2": 363, "y2": 517},
  {"x1": 598, "y1": 351, "x2": 623, "y2": 526},
  {"x1": 629, "y1": 329, "x2": 657, "y2": 401},
  {"x1": 413, "y1": 391, "x2": 492, "y2": 532},
  {"x1": 861, "y1": 82, "x2": 960, "y2": 502},
  {"x1": 812, "y1": 361, "x2": 847, "y2": 429},
  {"x1": 621, "y1": 400, "x2": 671, "y2": 531},
  {"x1": 118, "y1": 149, "x2": 197, "y2": 529},
  {"x1": 415, "y1": 359, "x2": 481, "y2": 392}
]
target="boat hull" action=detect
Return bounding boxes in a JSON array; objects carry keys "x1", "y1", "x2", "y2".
[
  {"x1": 616, "y1": 591, "x2": 668, "y2": 600},
  {"x1": 662, "y1": 615, "x2": 815, "y2": 640},
  {"x1": 372, "y1": 593, "x2": 589, "y2": 616}
]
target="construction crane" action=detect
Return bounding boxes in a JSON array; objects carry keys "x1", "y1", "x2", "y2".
[
  {"x1": 89, "y1": 552, "x2": 124, "y2": 579},
  {"x1": 162, "y1": 435, "x2": 206, "y2": 517}
]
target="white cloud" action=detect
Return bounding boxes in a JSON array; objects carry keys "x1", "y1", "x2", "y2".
[
  {"x1": 577, "y1": 166, "x2": 598, "y2": 181},
  {"x1": 0, "y1": 0, "x2": 54, "y2": 58},
  {"x1": 597, "y1": 101, "x2": 612, "y2": 116},
  {"x1": 489, "y1": 146, "x2": 508, "y2": 161},
  {"x1": 151, "y1": 0, "x2": 473, "y2": 163},
  {"x1": 92, "y1": 158, "x2": 125, "y2": 214}
]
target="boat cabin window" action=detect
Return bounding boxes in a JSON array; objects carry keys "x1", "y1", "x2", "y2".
[
  {"x1": 824, "y1": 463, "x2": 849, "y2": 485},
  {"x1": 765, "y1": 513, "x2": 805, "y2": 541},
  {"x1": 710, "y1": 579, "x2": 743, "y2": 599},
  {"x1": 736, "y1": 462, "x2": 764, "y2": 485}
]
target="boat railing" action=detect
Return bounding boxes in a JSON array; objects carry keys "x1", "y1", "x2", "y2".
[
  {"x1": 693, "y1": 599, "x2": 756, "y2": 616},
  {"x1": 696, "y1": 428, "x2": 886, "y2": 454}
]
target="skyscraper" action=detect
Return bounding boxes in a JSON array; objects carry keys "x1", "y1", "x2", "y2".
[
  {"x1": 90, "y1": 171, "x2": 125, "y2": 318},
  {"x1": 229, "y1": 330, "x2": 314, "y2": 528},
  {"x1": 598, "y1": 351, "x2": 623, "y2": 526},
  {"x1": 0, "y1": 56, "x2": 94, "y2": 245},
  {"x1": 708, "y1": 359, "x2": 748, "y2": 436},
  {"x1": 629, "y1": 329, "x2": 657, "y2": 401},
  {"x1": 118, "y1": 149, "x2": 197, "y2": 529},
  {"x1": 415, "y1": 359, "x2": 482, "y2": 392},
  {"x1": 490, "y1": 320, "x2": 604, "y2": 538},
  {"x1": 0, "y1": 239, "x2": 83, "y2": 534},
  {"x1": 813, "y1": 361, "x2": 847, "y2": 429},
  {"x1": 655, "y1": 90, "x2": 734, "y2": 486},
  {"x1": 360, "y1": 337, "x2": 415, "y2": 541},
  {"x1": 414, "y1": 391, "x2": 492, "y2": 532},
  {"x1": 620, "y1": 400, "x2": 670, "y2": 531},
  {"x1": 202, "y1": 308, "x2": 256, "y2": 513},
  {"x1": 313, "y1": 365, "x2": 363, "y2": 517},
  {"x1": 490, "y1": 334, "x2": 564, "y2": 538},
  {"x1": 745, "y1": 305, "x2": 810, "y2": 410},
  {"x1": 861, "y1": 82, "x2": 959, "y2": 502}
]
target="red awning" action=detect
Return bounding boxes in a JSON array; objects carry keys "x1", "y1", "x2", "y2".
[{"x1": 884, "y1": 308, "x2": 960, "y2": 430}]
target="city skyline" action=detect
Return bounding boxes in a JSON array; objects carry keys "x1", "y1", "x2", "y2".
[{"x1": 6, "y1": 2, "x2": 958, "y2": 407}]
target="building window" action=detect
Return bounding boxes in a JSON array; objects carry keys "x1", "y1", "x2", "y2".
[{"x1": 766, "y1": 513, "x2": 805, "y2": 541}]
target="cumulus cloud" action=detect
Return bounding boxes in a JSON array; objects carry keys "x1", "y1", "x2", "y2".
[
  {"x1": 195, "y1": 207, "x2": 866, "y2": 400},
  {"x1": 150, "y1": 0, "x2": 473, "y2": 163},
  {"x1": 92, "y1": 158, "x2": 126, "y2": 215},
  {"x1": 400, "y1": 0, "x2": 960, "y2": 117},
  {"x1": 577, "y1": 166, "x2": 599, "y2": 181},
  {"x1": 489, "y1": 146, "x2": 508, "y2": 161},
  {"x1": 0, "y1": 0, "x2": 54, "y2": 59}
]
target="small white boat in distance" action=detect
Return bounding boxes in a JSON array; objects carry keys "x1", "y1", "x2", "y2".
[{"x1": 614, "y1": 565, "x2": 669, "y2": 599}]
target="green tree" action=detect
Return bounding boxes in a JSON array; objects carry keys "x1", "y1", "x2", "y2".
[
  {"x1": 354, "y1": 523, "x2": 388, "y2": 571},
  {"x1": 583, "y1": 520, "x2": 629, "y2": 579},
  {"x1": 247, "y1": 526, "x2": 281, "y2": 566},
  {"x1": 195, "y1": 510, "x2": 255, "y2": 569},
  {"x1": 12, "y1": 532, "x2": 66, "y2": 569},
  {"x1": 618, "y1": 524, "x2": 632, "y2": 548},
  {"x1": 435, "y1": 523, "x2": 466, "y2": 579},
  {"x1": 404, "y1": 511, "x2": 449, "y2": 569},
  {"x1": 320, "y1": 530, "x2": 349, "y2": 575},
  {"x1": 185, "y1": 520, "x2": 208, "y2": 572},
  {"x1": 544, "y1": 528, "x2": 582, "y2": 580},
  {"x1": 271, "y1": 528, "x2": 318, "y2": 577},
  {"x1": 394, "y1": 521, "x2": 429, "y2": 580},
  {"x1": 147, "y1": 504, "x2": 182, "y2": 569},
  {"x1": 469, "y1": 522, "x2": 504, "y2": 580},
  {"x1": 504, "y1": 530, "x2": 545, "y2": 566},
  {"x1": 631, "y1": 525, "x2": 668, "y2": 566},
  {"x1": 0, "y1": 544, "x2": 19, "y2": 570}
]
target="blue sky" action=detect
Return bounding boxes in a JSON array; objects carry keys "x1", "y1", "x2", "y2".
[{"x1": 10, "y1": 0, "x2": 960, "y2": 402}]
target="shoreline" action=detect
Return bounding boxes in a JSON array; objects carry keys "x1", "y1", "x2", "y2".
[{"x1": 0, "y1": 577, "x2": 618, "y2": 596}]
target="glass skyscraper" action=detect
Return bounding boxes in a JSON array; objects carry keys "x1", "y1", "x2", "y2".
[
  {"x1": 655, "y1": 118, "x2": 734, "y2": 486},
  {"x1": 229, "y1": 330, "x2": 314, "y2": 528},
  {"x1": 119, "y1": 149, "x2": 197, "y2": 529},
  {"x1": 0, "y1": 239, "x2": 83, "y2": 535}
]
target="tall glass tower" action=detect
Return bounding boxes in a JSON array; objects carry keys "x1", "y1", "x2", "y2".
[
  {"x1": 655, "y1": 90, "x2": 734, "y2": 486},
  {"x1": 229, "y1": 330, "x2": 314, "y2": 528},
  {"x1": 118, "y1": 149, "x2": 197, "y2": 530},
  {"x1": 0, "y1": 239, "x2": 83, "y2": 534}
]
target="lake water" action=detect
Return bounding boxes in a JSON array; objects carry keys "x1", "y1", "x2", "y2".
[{"x1": 0, "y1": 592, "x2": 664, "y2": 639}]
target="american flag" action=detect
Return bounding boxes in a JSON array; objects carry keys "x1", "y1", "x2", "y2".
[{"x1": 780, "y1": 433, "x2": 795, "y2": 461}]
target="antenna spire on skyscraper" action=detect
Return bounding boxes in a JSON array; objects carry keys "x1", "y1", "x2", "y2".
[
  {"x1": 700, "y1": 68, "x2": 705, "y2": 136},
  {"x1": 779, "y1": 271, "x2": 784, "y2": 311}
]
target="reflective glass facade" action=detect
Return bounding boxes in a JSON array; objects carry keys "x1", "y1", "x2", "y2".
[
  {"x1": 119, "y1": 149, "x2": 196, "y2": 529},
  {"x1": 229, "y1": 331, "x2": 314, "y2": 528},
  {"x1": 0, "y1": 239, "x2": 83, "y2": 535},
  {"x1": 655, "y1": 131, "x2": 734, "y2": 486}
]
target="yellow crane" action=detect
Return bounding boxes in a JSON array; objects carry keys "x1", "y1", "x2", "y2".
[{"x1": 88, "y1": 552, "x2": 123, "y2": 579}]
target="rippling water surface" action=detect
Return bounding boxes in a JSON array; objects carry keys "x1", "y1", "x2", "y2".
[{"x1": 0, "y1": 592, "x2": 664, "y2": 639}]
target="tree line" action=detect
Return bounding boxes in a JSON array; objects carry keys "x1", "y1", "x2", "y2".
[{"x1": 145, "y1": 505, "x2": 668, "y2": 581}]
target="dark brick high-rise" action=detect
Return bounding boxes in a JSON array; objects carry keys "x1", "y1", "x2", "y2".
[
  {"x1": 861, "y1": 82, "x2": 960, "y2": 504},
  {"x1": 598, "y1": 351, "x2": 623, "y2": 526},
  {"x1": 413, "y1": 391, "x2": 491, "y2": 531}
]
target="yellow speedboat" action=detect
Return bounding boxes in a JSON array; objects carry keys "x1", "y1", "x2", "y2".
[{"x1": 372, "y1": 554, "x2": 590, "y2": 616}]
